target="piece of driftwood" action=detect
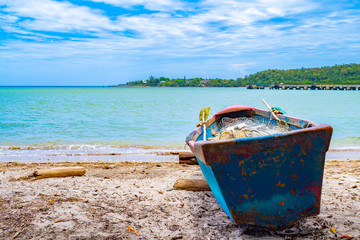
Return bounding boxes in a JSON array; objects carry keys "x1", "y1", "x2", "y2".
[
  {"x1": 179, "y1": 152, "x2": 198, "y2": 165},
  {"x1": 8, "y1": 167, "x2": 86, "y2": 181},
  {"x1": 173, "y1": 178, "x2": 211, "y2": 191},
  {"x1": 33, "y1": 167, "x2": 86, "y2": 180}
]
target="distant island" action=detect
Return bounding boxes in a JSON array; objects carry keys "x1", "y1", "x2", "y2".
[{"x1": 114, "y1": 64, "x2": 360, "y2": 87}]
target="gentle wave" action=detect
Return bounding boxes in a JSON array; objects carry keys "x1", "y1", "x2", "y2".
[
  {"x1": 1, "y1": 142, "x2": 359, "y2": 155},
  {"x1": 1, "y1": 144, "x2": 359, "y2": 162},
  {"x1": 0, "y1": 142, "x2": 184, "y2": 150},
  {"x1": 328, "y1": 147, "x2": 360, "y2": 152},
  {"x1": 330, "y1": 136, "x2": 360, "y2": 151},
  {"x1": 0, "y1": 142, "x2": 186, "y2": 157}
]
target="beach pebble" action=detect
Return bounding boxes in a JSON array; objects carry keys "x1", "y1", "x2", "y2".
[
  {"x1": 170, "y1": 236, "x2": 183, "y2": 240},
  {"x1": 104, "y1": 165, "x2": 116, "y2": 169},
  {"x1": 169, "y1": 225, "x2": 179, "y2": 231},
  {"x1": 340, "y1": 234, "x2": 353, "y2": 239}
]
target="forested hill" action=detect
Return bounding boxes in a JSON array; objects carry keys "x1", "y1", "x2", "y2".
[
  {"x1": 122, "y1": 64, "x2": 360, "y2": 87},
  {"x1": 242, "y1": 64, "x2": 360, "y2": 85}
]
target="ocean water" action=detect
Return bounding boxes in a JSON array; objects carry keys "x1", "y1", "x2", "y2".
[{"x1": 1, "y1": 87, "x2": 359, "y2": 161}]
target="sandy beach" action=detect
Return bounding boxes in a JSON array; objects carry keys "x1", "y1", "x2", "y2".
[{"x1": 1, "y1": 160, "x2": 359, "y2": 240}]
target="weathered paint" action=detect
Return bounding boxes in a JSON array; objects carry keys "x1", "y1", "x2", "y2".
[{"x1": 186, "y1": 105, "x2": 333, "y2": 230}]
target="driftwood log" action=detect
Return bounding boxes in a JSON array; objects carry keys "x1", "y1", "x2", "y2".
[
  {"x1": 178, "y1": 152, "x2": 198, "y2": 165},
  {"x1": 173, "y1": 178, "x2": 211, "y2": 191},
  {"x1": 33, "y1": 167, "x2": 86, "y2": 179},
  {"x1": 33, "y1": 167, "x2": 86, "y2": 180},
  {"x1": 9, "y1": 167, "x2": 86, "y2": 181}
]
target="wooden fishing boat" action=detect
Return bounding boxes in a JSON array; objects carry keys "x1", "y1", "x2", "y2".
[{"x1": 185, "y1": 104, "x2": 333, "y2": 230}]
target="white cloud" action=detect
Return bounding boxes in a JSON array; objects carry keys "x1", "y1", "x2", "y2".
[
  {"x1": 1, "y1": 0, "x2": 360, "y2": 69},
  {"x1": 1, "y1": 0, "x2": 317, "y2": 44},
  {"x1": 230, "y1": 63, "x2": 256, "y2": 75},
  {"x1": 0, "y1": 14, "x2": 19, "y2": 23},
  {"x1": 3, "y1": 0, "x2": 120, "y2": 32},
  {"x1": 88, "y1": 0, "x2": 185, "y2": 11}
]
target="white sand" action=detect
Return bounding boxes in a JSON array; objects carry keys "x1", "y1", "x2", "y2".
[{"x1": 0, "y1": 160, "x2": 359, "y2": 240}]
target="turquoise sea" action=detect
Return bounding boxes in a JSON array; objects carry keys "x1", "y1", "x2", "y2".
[{"x1": 1, "y1": 87, "x2": 359, "y2": 161}]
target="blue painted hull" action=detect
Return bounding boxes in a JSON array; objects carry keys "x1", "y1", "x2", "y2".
[{"x1": 186, "y1": 105, "x2": 332, "y2": 230}]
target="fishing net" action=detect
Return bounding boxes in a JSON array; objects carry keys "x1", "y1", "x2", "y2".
[{"x1": 209, "y1": 117, "x2": 290, "y2": 141}]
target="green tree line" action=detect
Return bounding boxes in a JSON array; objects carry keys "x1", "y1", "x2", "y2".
[{"x1": 123, "y1": 64, "x2": 360, "y2": 87}]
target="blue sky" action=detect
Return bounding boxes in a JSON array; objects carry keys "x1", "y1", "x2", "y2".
[{"x1": 0, "y1": 0, "x2": 360, "y2": 86}]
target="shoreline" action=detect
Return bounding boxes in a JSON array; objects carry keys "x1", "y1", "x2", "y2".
[
  {"x1": 0, "y1": 153, "x2": 180, "y2": 162},
  {"x1": 326, "y1": 149, "x2": 360, "y2": 160},
  {"x1": 1, "y1": 160, "x2": 359, "y2": 239},
  {"x1": 1, "y1": 139, "x2": 360, "y2": 162},
  {"x1": 1, "y1": 147, "x2": 360, "y2": 162}
]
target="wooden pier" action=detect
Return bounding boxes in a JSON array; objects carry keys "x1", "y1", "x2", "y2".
[{"x1": 246, "y1": 84, "x2": 360, "y2": 90}]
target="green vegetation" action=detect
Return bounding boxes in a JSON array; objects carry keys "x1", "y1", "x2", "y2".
[
  {"x1": 125, "y1": 76, "x2": 241, "y2": 87},
  {"x1": 243, "y1": 64, "x2": 360, "y2": 85},
  {"x1": 123, "y1": 64, "x2": 360, "y2": 87}
]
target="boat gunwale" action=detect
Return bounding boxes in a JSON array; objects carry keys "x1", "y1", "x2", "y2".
[{"x1": 186, "y1": 105, "x2": 331, "y2": 165}]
